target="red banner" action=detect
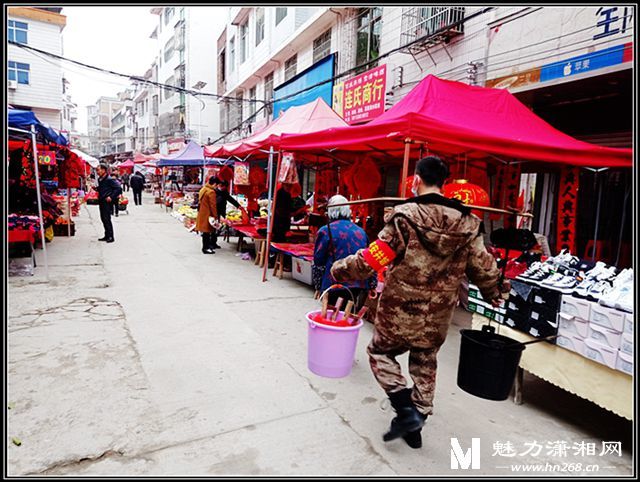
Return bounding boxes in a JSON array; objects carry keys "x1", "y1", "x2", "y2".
[
  {"x1": 343, "y1": 64, "x2": 387, "y2": 125},
  {"x1": 557, "y1": 166, "x2": 579, "y2": 254},
  {"x1": 490, "y1": 163, "x2": 521, "y2": 224}
]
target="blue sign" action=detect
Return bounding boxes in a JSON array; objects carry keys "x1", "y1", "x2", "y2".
[
  {"x1": 272, "y1": 54, "x2": 335, "y2": 119},
  {"x1": 540, "y1": 44, "x2": 628, "y2": 82}
]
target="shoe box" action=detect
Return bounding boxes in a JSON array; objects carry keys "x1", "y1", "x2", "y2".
[
  {"x1": 560, "y1": 295, "x2": 592, "y2": 321},
  {"x1": 558, "y1": 312, "x2": 589, "y2": 338},
  {"x1": 556, "y1": 333, "x2": 586, "y2": 355},
  {"x1": 590, "y1": 304, "x2": 626, "y2": 332},
  {"x1": 528, "y1": 305, "x2": 559, "y2": 340},
  {"x1": 616, "y1": 350, "x2": 633, "y2": 375},
  {"x1": 582, "y1": 338, "x2": 619, "y2": 369},
  {"x1": 531, "y1": 286, "x2": 562, "y2": 312},
  {"x1": 624, "y1": 312, "x2": 633, "y2": 336},
  {"x1": 506, "y1": 282, "x2": 533, "y2": 318},
  {"x1": 587, "y1": 323, "x2": 622, "y2": 351}
]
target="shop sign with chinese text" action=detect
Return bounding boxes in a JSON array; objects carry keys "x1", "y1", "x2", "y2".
[{"x1": 342, "y1": 64, "x2": 387, "y2": 124}]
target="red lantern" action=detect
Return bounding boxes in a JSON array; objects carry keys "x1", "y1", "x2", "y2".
[{"x1": 442, "y1": 179, "x2": 490, "y2": 218}]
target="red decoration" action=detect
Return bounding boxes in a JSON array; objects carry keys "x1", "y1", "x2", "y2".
[
  {"x1": 557, "y1": 166, "x2": 579, "y2": 254},
  {"x1": 442, "y1": 179, "x2": 490, "y2": 218},
  {"x1": 218, "y1": 166, "x2": 233, "y2": 182}
]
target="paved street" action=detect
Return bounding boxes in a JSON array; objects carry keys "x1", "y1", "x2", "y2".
[{"x1": 7, "y1": 198, "x2": 633, "y2": 476}]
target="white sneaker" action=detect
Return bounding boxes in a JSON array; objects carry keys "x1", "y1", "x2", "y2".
[
  {"x1": 616, "y1": 285, "x2": 634, "y2": 313},
  {"x1": 516, "y1": 261, "x2": 543, "y2": 281},
  {"x1": 587, "y1": 279, "x2": 614, "y2": 302},
  {"x1": 584, "y1": 261, "x2": 608, "y2": 280},
  {"x1": 573, "y1": 277, "x2": 597, "y2": 298},
  {"x1": 551, "y1": 273, "x2": 579, "y2": 294},
  {"x1": 541, "y1": 272, "x2": 565, "y2": 288}
]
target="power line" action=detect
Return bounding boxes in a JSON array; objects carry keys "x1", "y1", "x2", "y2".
[{"x1": 8, "y1": 40, "x2": 265, "y2": 105}]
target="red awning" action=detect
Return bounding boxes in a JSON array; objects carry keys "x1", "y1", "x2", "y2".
[
  {"x1": 204, "y1": 98, "x2": 348, "y2": 158},
  {"x1": 280, "y1": 75, "x2": 631, "y2": 168}
]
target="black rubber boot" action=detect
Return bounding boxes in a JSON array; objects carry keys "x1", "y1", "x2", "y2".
[
  {"x1": 382, "y1": 388, "x2": 426, "y2": 442},
  {"x1": 403, "y1": 430, "x2": 422, "y2": 449}
]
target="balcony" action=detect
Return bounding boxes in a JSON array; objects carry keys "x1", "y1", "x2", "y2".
[{"x1": 400, "y1": 7, "x2": 465, "y2": 49}]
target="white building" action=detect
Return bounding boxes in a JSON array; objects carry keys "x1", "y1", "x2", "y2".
[
  {"x1": 7, "y1": 7, "x2": 66, "y2": 129},
  {"x1": 110, "y1": 88, "x2": 135, "y2": 153},
  {"x1": 86, "y1": 96, "x2": 124, "y2": 157},
  {"x1": 131, "y1": 62, "x2": 161, "y2": 153},
  {"x1": 150, "y1": 6, "x2": 221, "y2": 154},
  {"x1": 217, "y1": 7, "x2": 338, "y2": 139},
  {"x1": 60, "y1": 76, "x2": 78, "y2": 136}
]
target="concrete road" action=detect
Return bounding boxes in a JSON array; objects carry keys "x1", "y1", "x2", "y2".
[{"x1": 7, "y1": 198, "x2": 633, "y2": 476}]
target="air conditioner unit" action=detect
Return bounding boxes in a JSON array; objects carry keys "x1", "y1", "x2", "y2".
[{"x1": 8, "y1": 80, "x2": 18, "y2": 90}]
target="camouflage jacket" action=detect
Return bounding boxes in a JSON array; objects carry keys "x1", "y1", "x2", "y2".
[{"x1": 331, "y1": 194, "x2": 501, "y2": 346}]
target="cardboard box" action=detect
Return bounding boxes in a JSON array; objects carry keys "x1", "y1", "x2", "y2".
[
  {"x1": 587, "y1": 323, "x2": 622, "y2": 351},
  {"x1": 590, "y1": 304, "x2": 626, "y2": 332},
  {"x1": 557, "y1": 312, "x2": 590, "y2": 338},
  {"x1": 583, "y1": 338, "x2": 618, "y2": 369},
  {"x1": 560, "y1": 295, "x2": 592, "y2": 321},
  {"x1": 619, "y1": 331, "x2": 634, "y2": 356},
  {"x1": 292, "y1": 258, "x2": 313, "y2": 286},
  {"x1": 556, "y1": 334, "x2": 586, "y2": 355},
  {"x1": 624, "y1": 313, "x2": 633, "y2": 335},
  {"x1": 616, "y1": 350, "x2": 633, "y2": 375}
]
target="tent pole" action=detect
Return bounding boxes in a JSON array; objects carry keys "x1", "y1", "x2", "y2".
[
  {"x1": 400, "y1": 139, "x2": 412, "y2": 197},
  {"x1": 67, "y1": 188, "x2": 71, "y2": 237},
  {"x1": 266, "y1": 146, "x2": 275, "y2": 240},
  {"x1": 615, "y1": 182, "x2": 631, "y2": 266},
  {"x1": 591, "y1": 171, "x2": 603, "y2": 261},
  {"x1": 31, "y1": 126, "x2": 49, "y2": 281},
  {"x1": 263, "y1": 148, "x2": 282, "y2": 283}
]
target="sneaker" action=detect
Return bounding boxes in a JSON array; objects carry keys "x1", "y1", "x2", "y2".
[
  {"x1": 516, "y1": 261, "x2": 543, "y2": 281},
  {"x1": 550, "y1": 272, "x2": 579, "y2": 294},
  {"x1": 540, "y1": 272, "x2": 566, "y2": 288},
  {"x1": 527, "y1": 264, "x2": 555, "y2": 285},
  {"x1": 573, "y1": 277, "x2": 598, "y2": 298},
  {"x1": 616, "y1": 282, "x2": 634, "y2": 313},
  {"x1": 586, "y1": 279, "x2": 614, "y2": 302},
  {"x1": 600, "y1": 269, "x2": 634, "y2": 309}
]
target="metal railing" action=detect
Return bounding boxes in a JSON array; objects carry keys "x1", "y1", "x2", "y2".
[{"x1": 400, "y1": 7, "x2": 465, "y2": 48}]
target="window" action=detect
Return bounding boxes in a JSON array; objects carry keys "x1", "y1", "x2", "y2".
[
  {"x1": 164, "y1": 7, "x2": 174, "y2": 25},
  {"x1": 138, "y1": 101, "x2": 145, "y2": 116},
  {"x1": 255, "y1": 8, "x2": 265, "y2": 46},
  {"x1": 164, "y1": 37, "x2": 175, "y2": 62},
  {"x1": 240, "y1": 21, "x2": 248, "y2": 63},
  {"x1": 164, "y1": 76, "x2": 175, "y2": 100},
  {"x1": 219, "y1": 48, "x2": 226, "y2": 82},
  {"x1": 264, "y1": 72, "x2": 274, "y2": 119},
  {"x1": 249, "y1": 86, "x2": 256, "y2": 117},
  {"x1": 152, "y1": 95, "x2": 159, "y2": 115},
  {"x1": 8, "y1": 20, "x2": 28, "y2": 44},
  {"x1": 276, "y1": 7, "x2": 287, "y2": 25},
  {"x1": 355, "y1": 7, "x2": 383, "y2": 72},
  {"x1": 229, "y1": 37, "x2": 236, "y2": 72},
  {"x1": 145, "y1": 99, "x2": 149, "y2": 113},
  {"x1": 284, "y1": 54, "x2": 297, "y2": 81},
  {"x1": 8, "y1": 61, "x2": 29, "y2": 84},
  {"x1": 313, "y1": 28, "x2": 332, "y2": 63}
]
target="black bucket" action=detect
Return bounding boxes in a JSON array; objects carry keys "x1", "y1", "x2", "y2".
[{"x1": 457, "y1": 325, "x2": 525, "y2": 401}]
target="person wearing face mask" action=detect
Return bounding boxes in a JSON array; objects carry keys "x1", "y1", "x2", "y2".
[{"x1": 331, "y1": 156, "x2": 508, "y2": 450}]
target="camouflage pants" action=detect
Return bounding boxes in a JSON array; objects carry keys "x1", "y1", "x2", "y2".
[{"x1": 367, "y1": 328, "x2": 442, "y2": 416}]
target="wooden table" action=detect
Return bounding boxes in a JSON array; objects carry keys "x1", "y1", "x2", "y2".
[
  {"x1": 471, "y1": 314, "x2": 633, "y2": 419},
  {"x1": 270, "y1": 242, "x2": 314, "y2": 279}
]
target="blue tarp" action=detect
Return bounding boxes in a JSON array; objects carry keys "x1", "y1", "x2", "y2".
[
  {"x1": 8, "y1": 109, "x2": 69, "y2": 146},
  {"x1": 158, "y1": 140, "x2": 229, "y2": 167}
]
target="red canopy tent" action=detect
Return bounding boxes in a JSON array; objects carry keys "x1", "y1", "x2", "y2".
[
  {"x1": 118, "y1": 159, "x2": 135, "y2": 171},
  {"x1": 204, "y1": 98, "x2": 348, "y2": 159},
  {"x1": 280, "y1": 75, "x2": 632, "y2": 173}
]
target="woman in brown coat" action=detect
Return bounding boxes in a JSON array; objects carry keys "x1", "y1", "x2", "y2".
[{"x1": 196, "y1": 177, "x2": 219, "y2": 254}]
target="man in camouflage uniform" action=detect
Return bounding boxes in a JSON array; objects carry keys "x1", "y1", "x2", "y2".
[{"x1": 331, "y1": 156, "x2": 506, "y2": 449}]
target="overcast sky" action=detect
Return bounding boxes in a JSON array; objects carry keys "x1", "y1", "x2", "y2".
[{"x1": 62, "y1": 6, "x2": 225, "y2": 135}]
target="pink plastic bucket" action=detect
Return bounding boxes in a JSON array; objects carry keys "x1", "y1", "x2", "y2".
[{"x1": 306, "y1": 309, "x2": 364, "y2": 378}]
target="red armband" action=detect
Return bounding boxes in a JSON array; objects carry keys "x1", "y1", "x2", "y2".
[{"x1": 362, "y1": 240, "x2": 396, "y2": 272}]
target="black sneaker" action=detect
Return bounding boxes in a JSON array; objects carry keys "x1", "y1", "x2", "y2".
[
  {"x1": 98, "y1": 237, "x2": 108, "y2": 241},
  {"x1": 202, "y1": 249, "x2": 215, "y2": 254},
  {"x1": 105, "y1": 238, "x2": 115, "y2": 243}
]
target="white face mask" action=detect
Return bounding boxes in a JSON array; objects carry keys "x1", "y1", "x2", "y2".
[{"x1": 411, "y1": 176, "x2": 421, "y2": 196}]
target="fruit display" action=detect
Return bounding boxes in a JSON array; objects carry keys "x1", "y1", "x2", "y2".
[
  {"x1": 176, "y1": 205, "x2": 198, "y2": 219},
  {"x1": 226, "y1": 209, "x2": 243, "y2": 222}
]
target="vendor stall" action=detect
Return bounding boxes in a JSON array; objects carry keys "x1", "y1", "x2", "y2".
[{"x1": 205, "y1": 98, "x2": 348, "y2": 282}]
